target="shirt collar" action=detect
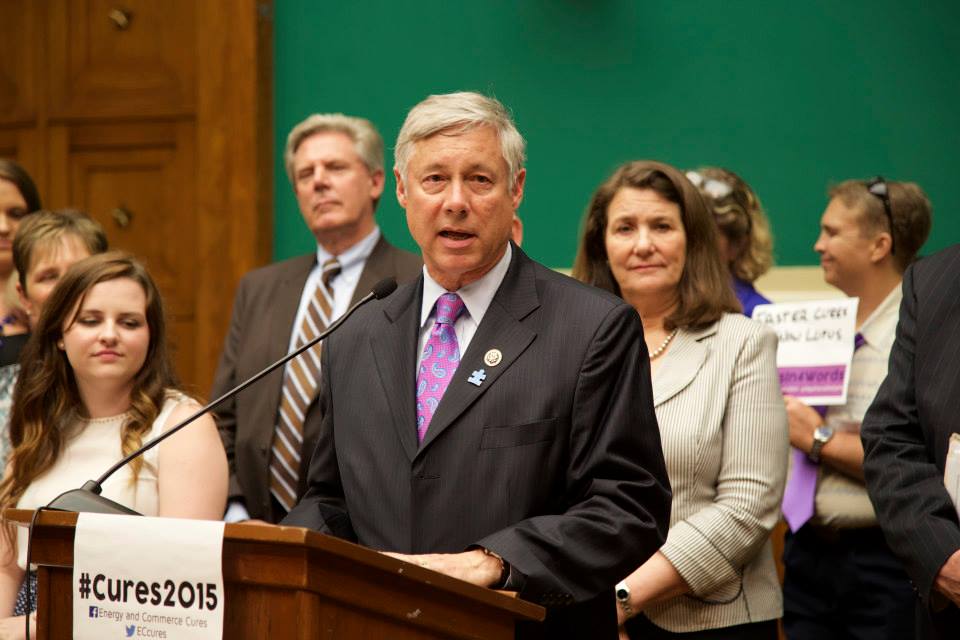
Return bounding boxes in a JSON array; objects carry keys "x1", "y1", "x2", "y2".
[
  {"x1": 858, "y1": 283, "x2": 903, "y2": 350},
  {"x1": 315, "y1": 226, "x2": 381, "y2": 272},
  {"x1": 420, "y1": 243, "x2": 513, "y2": 329}
]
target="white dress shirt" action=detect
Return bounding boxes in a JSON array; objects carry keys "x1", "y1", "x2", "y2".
[
  {"x1": 417, "y1": 243, "x2": 512, "y2": 369},
  {"x1": 287, "y1": 226, "x2": 381, "y2": 352}
]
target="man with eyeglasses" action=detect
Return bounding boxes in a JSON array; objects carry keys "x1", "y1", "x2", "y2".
[{"x1": 780, "y1": 178, "x2": 931, "y2": 639}]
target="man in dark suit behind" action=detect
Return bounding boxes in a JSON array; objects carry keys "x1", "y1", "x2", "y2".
[
  {"x1": 862, "y1": 244, "x2": 960, "y2": 639},
  {"x1": 212, "y1": 113, "x2": 421, "y2": 523},
  {"x1": 282, "y1": 92, "x2": 671, "y2": 637}
]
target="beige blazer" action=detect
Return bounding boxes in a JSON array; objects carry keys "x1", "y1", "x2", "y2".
[{"x1": 645, "y1": 313, "x2": 788, "y2": 632}]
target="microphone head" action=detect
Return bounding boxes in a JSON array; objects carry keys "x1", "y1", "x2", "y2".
[{"x1": 372, "y1": 277, "x2": 398, "y2": 300}]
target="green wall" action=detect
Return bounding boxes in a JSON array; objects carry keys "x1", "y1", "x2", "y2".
[{"x1": 273, "y1": 1, "x2": 959, "y2": 268}]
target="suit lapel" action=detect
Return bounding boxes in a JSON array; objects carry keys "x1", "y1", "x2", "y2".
[
  {"x1": 351, "y1": 235, "x2": 391, "y2": 306},
  {"x1": 371, "y1": 278, "x2": 423, "y2": 462},
  {"x1": 268, "y1": 256, "x2": 315, "y2": 363},
  {"x1": 419, "y1": 247, "x2": 540, "y2": 452},
  {"x1": 653, "y1": 323, "x2": 717, "y2": 408}
]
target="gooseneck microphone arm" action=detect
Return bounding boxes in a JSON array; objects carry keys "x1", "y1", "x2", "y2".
[{"x1": 45, "y1": 277, "x2": 399, "y2": 515}]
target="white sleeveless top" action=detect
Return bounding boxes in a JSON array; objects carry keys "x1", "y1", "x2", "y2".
[{"x1": 16, "y1": 391, "x2": 191, "y2": 568}]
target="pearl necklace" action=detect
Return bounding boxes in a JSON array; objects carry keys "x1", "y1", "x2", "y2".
[{"x1": 649, "y1": 328, "x2": 679, "y2": 360}]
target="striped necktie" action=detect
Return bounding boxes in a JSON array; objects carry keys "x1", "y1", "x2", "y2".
[{"x1": 270, "y1": 257, "x2": 341, "y2": 512}]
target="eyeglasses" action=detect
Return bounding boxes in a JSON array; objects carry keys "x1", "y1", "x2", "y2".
[{"x1": 866, "y1": 176, "x2": 895, "y2": 256}]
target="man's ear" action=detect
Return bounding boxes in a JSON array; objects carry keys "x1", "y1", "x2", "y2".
[
  {"x1": 369, "y1": 169, "x2": 385, "y2": 202},
  {"x1": 511, "y1": 168, "x2": 526, "y2": 210},
  {"x1": 869, "y1": 231, "x2": 894, "y2": 264},
  {"x1": 394, "y1": 167, "x2": 407, "y2": 208}
]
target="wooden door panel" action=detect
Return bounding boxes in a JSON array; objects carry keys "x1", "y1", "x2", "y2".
[
  {"x1": 0, "y1": 1, "x2": 40, "y2": 124},
  {"x1": 47, "y1": 0, "x2": 196, "y2": 119},
  {"x1": 52, "y1": 121, "x2": 200, "y2": 389},
  {"x1": 0, "y1": 127, "x2": 46, "y2": 196}
]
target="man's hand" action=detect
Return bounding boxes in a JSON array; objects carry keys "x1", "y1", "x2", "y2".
[
  {"x1": 382, "y1": 549, "x2": 502, "y2": 588},
  {"x1": 784, "y1": 395, "x2": 822, "y2": 452},
  {"x1": 935, "y1": 549, "x2": 960, "y2": 606}
]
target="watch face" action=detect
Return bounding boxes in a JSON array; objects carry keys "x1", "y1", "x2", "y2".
[{"x1": 616, "y1": 586, "x2": 629, "y2": 600}]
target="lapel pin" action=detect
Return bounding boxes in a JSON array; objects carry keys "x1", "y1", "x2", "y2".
[
  {"x1": 467, "y1": 369, "x2": 487, "y2": 386},
  {"x1": 483, "y1": 349, "x2": 503, "y2": 367}
]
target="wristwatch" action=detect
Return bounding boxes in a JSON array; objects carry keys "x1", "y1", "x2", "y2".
[
  {"x1": 615, "y1": 580, "x2": 634, "y2": 617},
  {"x1": 808, "y1": 425, "x2": 835, "y2": 463}
]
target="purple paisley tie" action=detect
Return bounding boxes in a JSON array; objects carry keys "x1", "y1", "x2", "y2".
[
  {"x1": 782, "y1": 332, "x2": 866, "y2": 531},
  {"x1": 416, "y1": 293, "x2": 466, "y2": 443}
]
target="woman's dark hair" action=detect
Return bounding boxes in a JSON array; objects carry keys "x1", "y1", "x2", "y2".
[
  {"x1": 0, "y1": 159, "x2": 42, "y2": 213},
  {"x1": 573, "y1": 160, "x2": 740, "y2": 330}
]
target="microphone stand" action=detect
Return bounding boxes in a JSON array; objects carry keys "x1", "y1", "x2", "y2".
[{"x1": 45, "y1": 278, "x2": 398, "y2": 515}]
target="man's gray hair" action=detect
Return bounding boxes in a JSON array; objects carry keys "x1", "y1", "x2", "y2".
[
  {"x1": 394, "y1": 92, "x2": 526, "y2": 191},
  {"x1": 284, "y1": 113, "x2": 384, "y2": 183}
]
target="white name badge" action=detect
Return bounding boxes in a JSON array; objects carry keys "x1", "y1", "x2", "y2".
[
  {"x1": 753, "y1": 297, "x2": 859, "y2": 406},
  {"x1": 72, "y1": 514, "x2": 225, "y2": 640}
]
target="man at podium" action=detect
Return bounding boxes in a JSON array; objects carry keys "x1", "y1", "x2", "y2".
[{"x1": 283, "y1": 91, "x2": 671, "y2": 637}]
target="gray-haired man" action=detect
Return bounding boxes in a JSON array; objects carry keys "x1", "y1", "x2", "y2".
[
  {"x1": 212, "y1": 113, "x2": 421, "y2": 524},
  {"x1": 283, "y1": 93, "x2": 671, "y2": 637}
]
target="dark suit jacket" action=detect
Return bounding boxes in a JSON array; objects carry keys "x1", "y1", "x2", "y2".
[
  {"x1": 862, "y1": 244, "x2": 960, "y2": 636},
  {"x1": 211, "y1": 235, "x2": 422, "y2": 521},
  {"x1": 283, "y1": 246, "x2": 672, "y2": 637}
]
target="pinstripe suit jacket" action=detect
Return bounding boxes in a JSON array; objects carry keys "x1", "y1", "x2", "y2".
[
  {"x1": 283, "y1": 246, "x2": 672, "y2": 637},
  {"x1": 211, "y1": 235, "x2": 422, "y2": 521},
  {"x1": 645, "y1": 313, "x2": 788, "y2": 632},
  {"x1": 862, "y1": 244, "x2": 960, "y2": 635}
]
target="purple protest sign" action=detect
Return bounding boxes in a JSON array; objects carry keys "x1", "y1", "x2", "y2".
[
  {"x1": 753, "y1": 298, "x2": 859, "y2": 405},
  {"x1": 778, "y1": 365, "x2": 847, "y2": 398}
]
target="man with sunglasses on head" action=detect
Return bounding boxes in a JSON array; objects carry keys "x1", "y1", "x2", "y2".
[{"x1": 780, "y1": 178, "x2": 931, "y2": 639}]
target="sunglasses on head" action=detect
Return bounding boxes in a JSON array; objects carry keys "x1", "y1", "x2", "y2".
[{"x1": 866, "y1": 176, "x2": 895, "y2": 256}]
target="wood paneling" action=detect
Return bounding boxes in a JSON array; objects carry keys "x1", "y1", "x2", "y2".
[
  {"x1": 48, "y1": 120, "x2": 198, "y2": 380},
  {"x1": 0, "y1": 1, "x2": 40, "y2": 123},
  {"x1": 1, "y1": 1, "x2": 273, "y2": 394},
  {"x1": 46, "y1": 0, "x2": 197, "y2": 119}
]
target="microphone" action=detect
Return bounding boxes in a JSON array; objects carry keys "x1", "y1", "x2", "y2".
[{"x1": 46, "y1": 277, "x2": 399, "y2": 515}]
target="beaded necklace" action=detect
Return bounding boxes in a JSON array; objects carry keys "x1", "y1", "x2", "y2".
[{"x1": 649, "y1": 328, "x2": 679, "y2": 360}]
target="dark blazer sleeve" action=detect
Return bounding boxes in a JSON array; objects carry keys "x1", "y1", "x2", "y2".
[
  {"x1": 477, "y1": 302, "x2": 671, "y2": 602},
  {"x1": 210, "y1": 274, "x2": 249, "y2": 502},
  {"x1": 862, "y1": 263, "x2": 960, "y2": 603}
]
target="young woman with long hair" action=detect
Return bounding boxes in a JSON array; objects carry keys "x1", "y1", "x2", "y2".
[{"x1": 0, "y1": 252, "x2": 227, "y2": 637}]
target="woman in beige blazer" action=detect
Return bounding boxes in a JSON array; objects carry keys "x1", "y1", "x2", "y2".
[{"x1": 574, "y1": 160, "x2": 788, "y2": 639}]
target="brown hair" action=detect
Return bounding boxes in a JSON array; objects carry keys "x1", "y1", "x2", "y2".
[
  {"x1": 688, "y1": 167, "x2": 774, "y2": 282},
  {"x1": 828, "y1": 179, "x2": 932, "y2": 273},
  {"x1": 0, "y1": 159, "x2": 42, "y2": 213},
  {"x1": 0, "y1": 252, "x2": 179, "y2": 519},
  {"x1": 573, "y1": 160, "x2": 740, "y2": 330},
  {"x1": 13, "y1": 209, "x2": 109, "y2": 294}
]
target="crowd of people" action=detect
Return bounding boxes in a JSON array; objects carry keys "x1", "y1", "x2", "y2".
[{"x1": 0, "y1": 90, "x2": 955, "y2": 639}]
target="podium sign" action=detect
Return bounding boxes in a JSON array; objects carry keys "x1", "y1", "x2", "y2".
[
  {"x1": 72, "y1": 514, "x2": 225, "y2": 640},
  {"x1": 9, "y1": 509, "x2": 543, "y2": 639}
]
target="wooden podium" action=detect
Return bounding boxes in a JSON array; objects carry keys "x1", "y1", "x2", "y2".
[{"x1": 8, "y1": 509, "x2": 544, "y2": 639}]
